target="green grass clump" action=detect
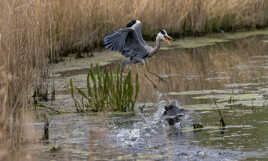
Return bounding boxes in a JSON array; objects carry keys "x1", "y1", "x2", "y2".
[{"x1": 70, "y1": 65, "x2": 139, "y2": 112}]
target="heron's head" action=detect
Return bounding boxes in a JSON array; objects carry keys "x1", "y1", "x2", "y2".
[{"x1": 158, "y1": 29, "x2": 174, "y2": 45}]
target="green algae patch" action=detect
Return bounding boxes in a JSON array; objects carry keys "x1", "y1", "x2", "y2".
[
  {"x1": 106, "y1": 112, "x2": 136, "y2": 117},
  {"x1": 167, "y1": 89, "x2": 233, "y2": 96},
  {"x1": 161, "y1": 38, "x2": 229, "y2": 50},
  {"x1": 137, "y1": 153, "x2": 165, "y2": 160},
  {"x1": 159, "y1": 74, "x2": 181, "y2": 78},
  {"x1": 222, "y1": 29, "x2": 268, "y2": 40},
  {"x1": 183, "y1": 103, "x2": 230, "y2": 111},
  {"x1": 193, "y1": 93, "x2": 262, "y2": 101},
  {"x1": 175, "y1": 38, "x2": 229, "y2": 48},
  {"x1": 258, "y1": 87, "x2": 268, "y2": 92},
  {"x1": 188, "y1": 93, "x2": 268, "y2": 108},
  {"x1": 117, "y1": 152, "x2": 165, "y2": 160},
  {"x1": 117, "y1": 154, "x2": 134, "y2": 160},
  {"x1": 182, "y1": 126, "x2": 219, "y2": 133},
  {"x1": 229, "y1": 100, "x2": 268, "y2": 107},
  {"x1": 51, "y1": 51, "x2": 125, "y2": 74},
  {"x1": 182, "y1": 124, "x2": 254, "y2": 133},
  {"x1": 71, "y1": 149, "x2": 89, "y2": 157},
  {"x1": 72, "y1": 129, "x2": 85, "y2": 136},
  {"x1": 160, "y1": 28, "x2": 268, "y2": 50}
]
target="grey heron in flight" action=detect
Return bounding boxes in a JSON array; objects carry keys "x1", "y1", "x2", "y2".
[{"x1": 104, "y1": 20, "x2": 173, "y2": 65}]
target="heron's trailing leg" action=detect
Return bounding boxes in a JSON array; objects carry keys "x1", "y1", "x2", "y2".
[{"x1": 144, "y1": 61, "x2": 166, "y2": 82}]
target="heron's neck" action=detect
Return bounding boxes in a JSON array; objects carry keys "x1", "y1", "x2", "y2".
[{"x1": 150, "y1": 36, "x2": 161, "y2": 56}]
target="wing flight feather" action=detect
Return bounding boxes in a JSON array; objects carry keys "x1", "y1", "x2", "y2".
[{"x1": 104, "y1": 28, "x2": 148, "y2": 58}]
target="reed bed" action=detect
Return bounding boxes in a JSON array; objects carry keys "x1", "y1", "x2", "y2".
[
  {"x1": 1, "y1": 0, "x2": 265, "y2": 60},
  {"x1": 0, "y1": 0, "x2": 46, "y2": 160},
  {"x1": 46, "y1": 0, "x2": 268, "y2": 55}
]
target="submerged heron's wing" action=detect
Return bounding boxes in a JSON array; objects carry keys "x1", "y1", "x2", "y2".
[{"x1": 104, "y1": 28, "x2": 147, "y2": 58}]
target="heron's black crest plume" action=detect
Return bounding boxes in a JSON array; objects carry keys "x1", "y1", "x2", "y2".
[
  {"x1": 126, "y1": 20, "x2": 137, "y2": 27},
  {"x1": 160, "y1": 29, "x2": 166, "y2": 35}
]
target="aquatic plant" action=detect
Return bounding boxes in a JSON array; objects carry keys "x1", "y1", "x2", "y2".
[
  {"x1": 214, "y1": 100, "x2": 226, "y2": 127},
  {"x1": 193, "y1": 123, "x2": 204, "y2": 129},
  {"x1": 70, "y1": 65, "x2": 139, "y2": 112},
  {"x1": 42, "y1": 114, "x2": 49, "y2": 140}
]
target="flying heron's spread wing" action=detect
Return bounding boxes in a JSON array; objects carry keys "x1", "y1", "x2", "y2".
[
  {"x1": 104, "y1": 28, "x2": 129, "y2": 52},
  {"x1": 132, "y1": 21, "x2": 146, "y2": 46},
  {"x1": 104, "y1": 28, "x2": 148, "y2": 58}
]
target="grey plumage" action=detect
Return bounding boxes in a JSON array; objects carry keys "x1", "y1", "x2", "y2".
[
  {"x1": 104, "y1": 28, "x2": 147, "y2": 58},
  {"x1": 132, "y1": 21, "x2": 146, "y2": 46},
  {"x1": 162, "y1": 105, "x2": 185, "y2": 126},
  {"x1": 104, "y1": 20, "x2": 173, "y2": 65}
]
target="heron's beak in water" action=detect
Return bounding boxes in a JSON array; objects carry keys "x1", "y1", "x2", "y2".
[{"x1": 164, "y1": 35, "x2": 173, "y2": 46}]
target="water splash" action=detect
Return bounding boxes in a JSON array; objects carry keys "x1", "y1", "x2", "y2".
[
  {"x1": 108, "y1": 98, "x2": 253, "y2": 161},
  {"x1": 112, "y1": 97, "x2": 192, "y2": 149}
]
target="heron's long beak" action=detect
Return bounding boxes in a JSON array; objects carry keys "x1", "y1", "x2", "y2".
[
  {"x1": 166, "y1": 35, "x2": 174, "y2": 41},
  {"x1": 164, "y1": 35, "x2": 174, "y2": 46}
]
